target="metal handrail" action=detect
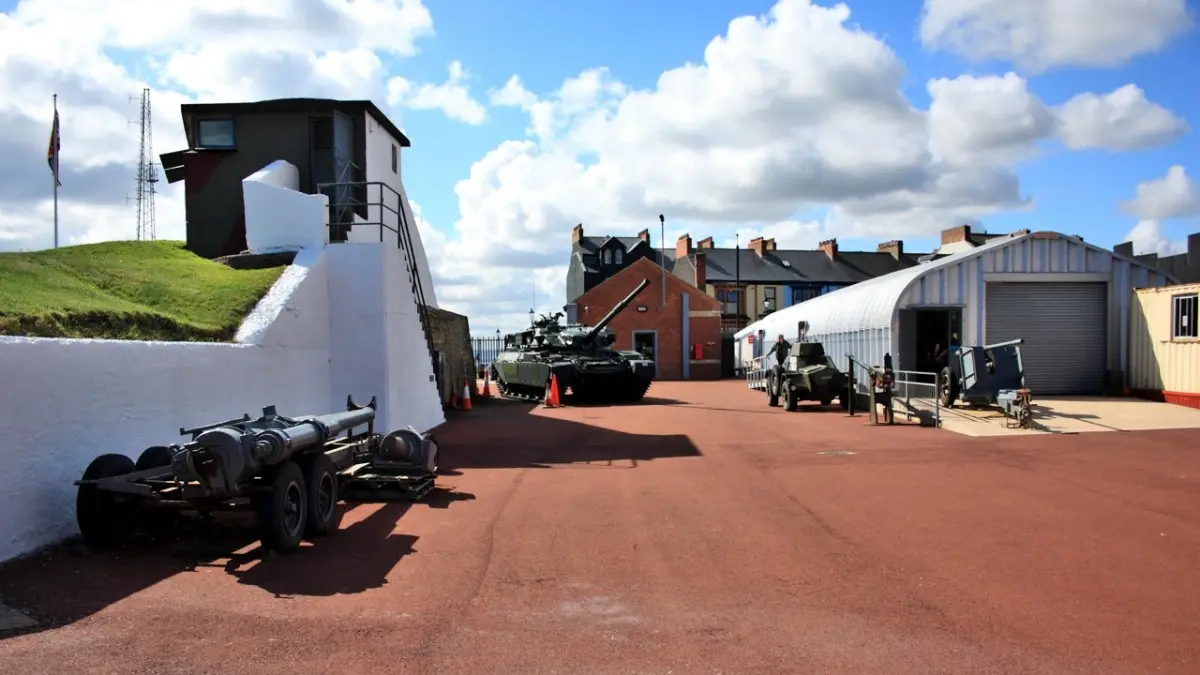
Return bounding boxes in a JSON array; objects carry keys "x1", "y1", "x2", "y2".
[{"x1": 316, "y1": 178, "x2": 439, "y2": 387}]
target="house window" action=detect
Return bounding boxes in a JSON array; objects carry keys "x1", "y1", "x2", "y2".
[
  {"x1": 718, "y1": 288, "x2": 740, "y2": 315},
  {"x1": 195, "y1": 118, "x2": 236, "y2": 149},
  {"x1": 1173, "y1": 293, "x2": 1199, "y2": 339},
  {"x1": 603, "y1": 250, "x2": 612, "y2": 265},
  {"x1": 614, "y1": 249, "x2": 623, "y2": 265},
  {"x1": 391, "y1": 144, "x2": 398, "y2": 173},
  {"x1": 763, "y1": 287, "x2": 777, "y2": 312}
]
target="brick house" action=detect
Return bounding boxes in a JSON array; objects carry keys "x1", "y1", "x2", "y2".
[{"x1": 574, "y1": 257, "x2": 721, "y2": 380}]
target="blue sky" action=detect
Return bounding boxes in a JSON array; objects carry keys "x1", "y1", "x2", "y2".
[
  {"x1": 388, "y1": 0, "x2": 1199, "y2": 254},
  {"x1": 2, "y1": 0, "x2": 1195, "y2": 327}
]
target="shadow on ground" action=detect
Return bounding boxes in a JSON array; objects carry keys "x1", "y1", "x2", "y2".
[
  {"x1": 440, "y1": 396, "x2": 701, "y2": 469},
  {"x1": 0, "y1": 396, "x2": 699, "y2": 637}
]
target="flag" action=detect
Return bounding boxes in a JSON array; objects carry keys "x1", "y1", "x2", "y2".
[{"x1": 48, "y1": 109, "x2": 61, "y2": 187}]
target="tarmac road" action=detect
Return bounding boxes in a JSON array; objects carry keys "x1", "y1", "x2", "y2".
[{"x1": 1, "y1": 381, "x2": 1198, "y2": 674}]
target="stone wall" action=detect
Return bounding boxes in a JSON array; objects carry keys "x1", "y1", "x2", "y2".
[{"x1": 425, "y1": 306, "x2": 474, "y2": 402}]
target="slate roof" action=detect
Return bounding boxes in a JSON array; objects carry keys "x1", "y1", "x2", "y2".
[
  {"x1": 574, "y1": 235, "x2": 675, "y2": 273},
  {"x1": 691, "y1": 247, "x2": 928, "y2": 284}
]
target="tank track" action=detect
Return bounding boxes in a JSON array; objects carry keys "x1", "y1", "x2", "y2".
[
  {"x1": 495, "y1": 378, "x2": 653, "y2": 404},
  {"x1": 495, "y1": 380, "x2": 545, "y2": 402}
]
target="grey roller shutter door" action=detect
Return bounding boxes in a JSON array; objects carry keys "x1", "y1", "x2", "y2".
[{"x1": 985, "y1": 282, "x2": 1107, "y2": 395}]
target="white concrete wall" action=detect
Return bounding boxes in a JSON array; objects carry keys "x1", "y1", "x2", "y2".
[
  {"x1": 0, "y1": 247, "x2": 332, "y2": 562},
  {"x1": 325, "y1": 244, "x2": 445, "y2": 433},
  {"x1": 242, "y1": 160, "x2": 330, "y2": 252},
  {"x1": 362, "y1": 111, "x2": 438, "y2": 308}
]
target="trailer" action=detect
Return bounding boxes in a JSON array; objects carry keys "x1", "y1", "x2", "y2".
[{"x1": 73, "y1": 395, "x2": 440, "y2": 554}]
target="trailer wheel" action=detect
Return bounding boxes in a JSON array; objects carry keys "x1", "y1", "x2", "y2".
[
  {"x1": 77, "y1": 454, "x2": 138, "y2": 551},
  {"x1": 255, "y1": 461, "x2": 308, "y2": 553},
  {"x1": 301, "y1": 454, "x2": 342, "y2": 538},
  {"x1": 135, "y1": 446, "x2": 179, "y2": 535}
]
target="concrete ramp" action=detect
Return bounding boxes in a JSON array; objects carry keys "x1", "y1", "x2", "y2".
[{"x1": 938, "y1": 396, "x2": 1200, "y2": 436}]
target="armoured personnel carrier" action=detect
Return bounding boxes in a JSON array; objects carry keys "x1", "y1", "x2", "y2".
[{"x1": 491, "y1": 278, "x2": 656, "y2": 403}]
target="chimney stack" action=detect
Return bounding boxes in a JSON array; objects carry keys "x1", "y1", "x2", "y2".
[
  {"x1": 819, "y1": 238, "x2": 838, "y2": 259},
  {"x1": 697, "y1": 236, "x2": 714, "y2": 249},
  {"x1": 748, "y1": 237, "x2": 767, "y2": 257},
  {"x1": 572, "y1": 224, "x2": 584, "y2": 244},
  {"x1": 764, "y1": 238, "x2": 777, "y2": 251},
  {"x1": 941, "y1": 224, "x2": 970, "y2": 245},
  {"x1": 638, "y1": 228, "x2": 650, "y2": 244},
  {"x1": 675, "y1": 233, "x2": 692, "y2": 260},
  {"x1": 1189, "y1": 232, "x2": 1200, "y2": 266},
  {"x1": 877, "y1": 239, "x2": 903, "y2": 259},
  {"x1": 694, "y1": 251, "x2": 707, "y2": 288}
]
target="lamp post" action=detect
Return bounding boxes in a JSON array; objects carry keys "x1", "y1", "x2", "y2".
[{"x1": 658, "y1": 214, "x2": 666, "y2": 308}]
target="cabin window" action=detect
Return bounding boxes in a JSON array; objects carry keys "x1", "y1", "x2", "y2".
[
  {"x1": 603, "y1": 250, "x2": 612, "y2": 265},
  {"x1": 1173, "y1": 293, "x2": 1199, "y2": 339},
  {"x1": 614, "y1": 248, "x2": 623, "y2": 264},
  {"x1": 195, "y1": 118, "x2": 236, "y2": 149}
]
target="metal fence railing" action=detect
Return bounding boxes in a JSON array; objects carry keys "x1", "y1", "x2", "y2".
[
  {"x1": 471, "y1": 335, "x2": 504, "y2": 372},
  {"x1": 745, "y1": 350, "x2": 941, "y2": 427},
  {"x1": 892, "y1": 370, "x2": 941, "y2": 425}
]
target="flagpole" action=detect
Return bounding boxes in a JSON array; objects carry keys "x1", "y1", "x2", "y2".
[{"x1": 53, "y1": 93, "x2": 59, "y2": 249}]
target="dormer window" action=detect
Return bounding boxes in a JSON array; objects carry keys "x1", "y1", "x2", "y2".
[
  {"x1": 614, "y1": 249, "x2": 623, "y2": 265},
  {"x1": 603, "y1": 250, "x2": 612, "y2": 265}
]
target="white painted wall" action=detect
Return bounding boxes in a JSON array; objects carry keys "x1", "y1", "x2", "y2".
[
  {"x1": 0, "y1": 155, "x2": 448, "y2": 562},
  {"x1": 242, "y1": 160, "x2": 330, "y2": 252},
  {"x1": 362, "y1": 111, "x2": 438, "y2": 308},
  {"x1": 0, "y1": 247, "x2": 331, "y2": 562}
]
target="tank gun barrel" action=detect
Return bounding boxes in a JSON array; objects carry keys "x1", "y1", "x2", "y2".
[{"x1": 584, "y1": 278, "x2": 651, "y2": 342}]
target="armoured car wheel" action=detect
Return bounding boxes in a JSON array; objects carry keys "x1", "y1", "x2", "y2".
[
  {"x1": 301, "y1": 454, "x2": 342, "y2": 538},
  {"x1": 784, "y1": 386, "x2": 798, "y2": 412},
  {"x1": 255, "y1": 461, "x2": 308, "y2": 553},
  {"x1": 838, "y1": 389, "x2": 850, "y2": 410},
  {"x1": 767, "y1": 378, "x2": 779, "y2": 407},
  {"x1": 77, "y1": 454, "x2": 139, "y2": 551},
  {"x1": 820, "y1": 397, "x2": 833, "y2": 407}
]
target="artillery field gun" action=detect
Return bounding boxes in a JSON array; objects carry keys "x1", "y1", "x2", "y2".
[
  {"x1": 491, "y1": 278, "x2": 656, "y2": 404},
  {"x1": 74, "y1": 396, "x2": 439, "y2": 554}
]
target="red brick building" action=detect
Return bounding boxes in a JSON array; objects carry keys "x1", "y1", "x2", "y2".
[{"x1": 575, "y1": 257, "x2": 722, "y2": 380}]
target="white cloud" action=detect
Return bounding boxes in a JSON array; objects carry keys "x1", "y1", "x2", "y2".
[
  {"x1": 919, "y1": 0, "x2": 1194, "y2": 72},
  {"x1": 1121, "y1": 165, "x2": 1200, "y2": 221},
  {"x1": 388, "y1": 60, "x2": 488, "y2": 125},
  {"x1": 1056, "y1": 85, "x2": 1189, "y2": 151},
  {"x1": 429, "y1": 0, "x2": 1191, "y2": 331},
  {"x1": 1117, "y1": 166, "x2": 1199, "y2": 258},
  {"x1": 1120, "y1": 219, "x2": 1188, "y2": 257}
]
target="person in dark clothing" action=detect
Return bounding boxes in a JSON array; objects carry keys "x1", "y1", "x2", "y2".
[
  {"x1": 766, "y1": 334, "x2": 792, "y2": 364},
  {"x1": 765, "y1": 334, "x2": 792, "y2": 394}
]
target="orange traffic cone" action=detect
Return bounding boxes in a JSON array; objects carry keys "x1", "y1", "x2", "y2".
[
  {"x1": 480, "y1": 369, "x2": 492, "y2": 398},
  {"x1": 543, "y1": 374, "x2": 561, "y2": 408},
  {"x1": 460, "y1": 379, "x2": 473, "y2": 411}
]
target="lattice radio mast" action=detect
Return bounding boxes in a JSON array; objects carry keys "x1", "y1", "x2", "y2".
[{"x1": 128, "y1": 87, "x2": 158, "y2": 240}]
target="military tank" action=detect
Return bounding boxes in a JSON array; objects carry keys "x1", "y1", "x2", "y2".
[{"x1": 491, "y1": 278, "x2": 656, "y2": 404}]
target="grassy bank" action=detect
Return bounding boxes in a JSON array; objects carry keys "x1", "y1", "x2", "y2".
[{"x1": 0, "y1": 241, "x2": 287, "y2": 341}]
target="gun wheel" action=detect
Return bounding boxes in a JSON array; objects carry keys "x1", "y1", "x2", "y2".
[
  {"x1": 938, "y1": 366, "x2": 958, "y2": 409},
  {"x1": 254, "y1": 461, "x2": 308, "y2": 553},
  {"x1": 301, "y1": 454, "x2": 342, "y2": 538},
  {"x1": 77, "y1": 454, "x2": 139, "y2": 551}
]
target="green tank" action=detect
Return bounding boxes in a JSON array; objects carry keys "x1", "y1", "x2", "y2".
[
  {"x1": 765, "y1": 341, "x2": 851, "y2": 412},
  {"x1": 491, "y1": 278, "x2": 656, "y2": 403}
]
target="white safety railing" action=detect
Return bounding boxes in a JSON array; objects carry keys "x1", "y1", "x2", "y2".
[{"x1": 746, "y1": 354, "x2": 773, "y2": 390}]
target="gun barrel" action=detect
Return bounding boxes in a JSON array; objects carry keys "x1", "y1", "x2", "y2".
[
  {"x1": 983, "y1": 338, "x2": 1025, "y2": 350},
  {"x1": 585, "y1": 278, "x2": 651, "y2": 341}
]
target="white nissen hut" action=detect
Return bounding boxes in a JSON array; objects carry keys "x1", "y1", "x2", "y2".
[{"x1": 735, "y1": 230, "x2": 1176, "y2": 395}]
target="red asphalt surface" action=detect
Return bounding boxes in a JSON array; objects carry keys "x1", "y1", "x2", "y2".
[{"x1": 1, "y1": 380, "x2": 1198, "y2": 674}]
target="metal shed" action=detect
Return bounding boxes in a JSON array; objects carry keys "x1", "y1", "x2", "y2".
[{"x1": 735, "y1": 231, "x2": 1177, "y2": 395}]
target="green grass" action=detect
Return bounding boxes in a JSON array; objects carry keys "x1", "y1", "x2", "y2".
[{"x1": 0, "y1": 241, "x2": 287, "y2": 342}]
